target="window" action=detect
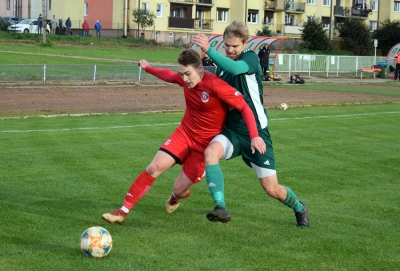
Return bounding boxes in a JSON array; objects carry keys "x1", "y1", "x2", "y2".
[
  {"x1": 247, "y1": 10, "x2": 258, "y2": 24},
  {"x1": 395, "y1": 1, "x2": 400, "y2": 12},
  {"x1": 322, "y1": 17, "x2": 330, "y2": 29},
  {"x1": 370, "y1": 21, "x2": 378, "y2": 31},
  {"x1": 217, "y1": 8, "x2": 228, "y2": 22},
  {"x1": 322, "y1": 0, "x2": 330, "y2": 6},
  {"x1": 182, "y1": 33, "x2": 188, "y2": 39},
  {"x1": 142, "y1": 2, "x2": 149, "y2": 11},
  {"x1": 370, "y1": 1, "x2": 378, "y2": 11},
  {"x1": 285, "y1": 14, "x2": 295, "y2": 26},
  {"x1": 170, "y1": 9, "x2": 182, "y2": 18},
  {"x1": 169, "y1": 32, "x2": 174, "y2": 38},
  {"x1": 49, "y1": 0, "x2": 51, "y2": 10},
  {"x1": 155, "y1": 31, "x2": 160, "y2": 36},
  {"x1": 84, "y1": 3, "x2": 88, "y2": 16},
  {"x1": 307, "y1": 0, "x2": 316, "y2": 5},
  {"x1": 6, "y1": 0, "x2": 10, "y2": 10},
  {"x1": 156, "y1": 4, "x2": 163, "y2": 17}
]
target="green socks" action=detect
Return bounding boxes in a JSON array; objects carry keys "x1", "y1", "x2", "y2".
[
  {"x1": 205, "y1": 164, "x2": 226, "y2": 208},
  {"x1": 282, "y1": 186, "x2": 304, "y2": 213}
]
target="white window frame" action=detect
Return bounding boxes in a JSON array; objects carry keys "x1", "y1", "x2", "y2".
[
  {"x1": 247, "y1": 10, "x2": 259, "y2": 24},
  {"x1": 395, "y1": 1, "x2": 400, "y2": 12},
  {"x1": 307, "y1": 0, "x2": 316, "y2": 5},
  {"x1": 169, "y1": 32, "x2": 174, "y2": 38},
  {"x1": 156, "y1": 4, "x2": 163, "y2": 17},
  {"x1": 142, "y1": 2, "x2": 149, "y2": 11},
  {"x1": 84, "y1": 2, "x2": 88, "y2": 16},
  {"x1": 155, "y1": 31, "x2": 160, "y2": 37},
  {"x1": 322, "y1": 0, "x2": 331, "y2": 7},
  {"x1": 182, "y1": 33, "x2": 188, "y2": 39},
  {"x1": 370, "y1": 21, "x2": 378, "y2": 31},
  {"x1": 216, "y1": 8, "x2": 228, "y2": 22},
  {"x1": 370, "y1": 1, "x2": 378, "y2": 11}
]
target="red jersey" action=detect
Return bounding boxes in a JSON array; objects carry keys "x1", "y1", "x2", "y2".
[{"x1": 145, "y1": 66, "x2": 258, "y2": 143}]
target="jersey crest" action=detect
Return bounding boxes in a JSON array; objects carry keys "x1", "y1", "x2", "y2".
[{"x1": 201, "y1": 91, "x2": 210, "y2": 103}]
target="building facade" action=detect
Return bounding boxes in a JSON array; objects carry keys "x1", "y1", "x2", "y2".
[{"x1": 2, "y1": 0, "x2": 400, "y2": 41}]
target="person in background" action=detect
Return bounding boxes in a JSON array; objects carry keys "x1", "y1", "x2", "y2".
[
  {"x1": 82, "y1": 20, "x2": 89, "y2": 37},
  {"x1": 94, "y1": 20, "x2": 101, "y2": 38},
  {"x1": 51, "y1": 15, "x2": 57, "y2": 34},
  {"x1": 258, "y1": 43, "x2": 270, "y2": 81},
  {"x1": 65, "y1": 17, "x2": 72, "y2": 36},
  {"x1": 37, "y1": 14, "x2": 42, "y2": 34},
  {"x1": 192, "y1": 21, "x2": 309, "y2": 227},
  {"x1": 101, "y1": 49, "x2": 265, "y2": 224},
  {"x1": 58, "y1": 17, "x2": 63, "y2": 35},
  {"x1": 393, "y1": 52, "x2": 400, "y2": 81}
]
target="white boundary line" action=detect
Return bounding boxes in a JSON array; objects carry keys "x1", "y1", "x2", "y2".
[{"x1": 1, "y1": 111, "x2": 399, "y2": 134}]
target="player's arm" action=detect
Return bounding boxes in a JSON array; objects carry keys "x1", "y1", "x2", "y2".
[
  {"x1": 206, "y1": 47, "x2": 249, "y2": 75},
  {"x1": 192, "y1": 34, "x2": 249, "y2": 75},
  {"x1": 139, "y1": 59, "x2": 178, "y2": 83}
]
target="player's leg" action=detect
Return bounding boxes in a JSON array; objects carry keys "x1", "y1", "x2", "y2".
[
  {"x1": 165, "y1": 170, "x2": 192, "y2": 214},
  {"x1": 102, "y1": 128, "x2": 188, "y2": 224},
  {"x1": 166, "y1": 145, "x2": 205, "y2": 213},
  {"x1": 204, "y1": 131, "x2": 240, "y2": 223},
  {"x1": 102, "y1": 150, "x2": 176, "y2": 224},
  {"x1": 257, "y1": 173, "x2": 308, "y2": 227}
]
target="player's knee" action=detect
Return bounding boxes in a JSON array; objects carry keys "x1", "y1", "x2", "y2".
[
  {"x1": 205, "y1": 142, "x2": 223, "y2": 164},
  {"x1": 146, "y1": 163, "x2": 160, "y2": 176}
]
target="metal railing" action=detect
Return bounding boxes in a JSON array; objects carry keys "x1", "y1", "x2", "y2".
[{"x1": 0, "y1": 55, "x2": 388, "y2": 84}]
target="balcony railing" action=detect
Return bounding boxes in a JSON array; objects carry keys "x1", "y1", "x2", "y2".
[
  {"x1": 169, "y1": 0, "x2": 213, "y2": 3},
  {"x1": 265, "y1": 0, "x2": 285, "y2": 10},
  {"x1": 284, "y1": 1, "x2": 305, "y2": 13},
  {"x1": 168, "y1": 17, "x2": 212, "y2": 30},
  {"x1": 351, "y1": 7, "x2": 369, "y2": 17},
  {"x1": 197, "y1": 0, "x2": 213, "y2": 4},
  {"x1": 334, "y1": 6, "x2": 351, "y2": 16}
]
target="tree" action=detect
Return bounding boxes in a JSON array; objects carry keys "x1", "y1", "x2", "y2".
[
  {"x1": 339, "y1": 18, "x2": 371, "y2": 55},
  {"x1": 132, "y1": 8, "x2": 156, "y2": 42},
  {"x1": 372, "y1": 19, "x2": 400, "y2": 55},
  {"x1": 255, "y1": 26, "x2": 272, "y2": 36},
  {"x1": 300, "y1": 16, "x2": 331, "y2": 51}
]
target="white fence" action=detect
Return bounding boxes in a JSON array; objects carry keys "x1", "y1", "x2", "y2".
[{"x1": 0, "y1": 54, "x2": 388, "y2": 83}]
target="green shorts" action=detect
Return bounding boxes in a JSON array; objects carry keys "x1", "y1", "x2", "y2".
[{"x1": 219, "y1": 127, "x2": 276, "y2": 171}]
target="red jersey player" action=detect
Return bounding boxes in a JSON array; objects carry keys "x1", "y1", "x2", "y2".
[{"x1": 102, "y1": 49, "x2": 265, "y2": 224}]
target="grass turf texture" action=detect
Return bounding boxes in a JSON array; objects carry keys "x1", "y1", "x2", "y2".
[{"x1": 1, "y1": 104, "x2": 399, "y2": 270}]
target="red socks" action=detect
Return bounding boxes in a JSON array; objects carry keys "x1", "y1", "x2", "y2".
[{"x1": 123, "y1": 170, "x2": 156, "y2": 210}]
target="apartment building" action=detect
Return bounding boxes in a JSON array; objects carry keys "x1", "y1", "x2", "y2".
[{"x1": 2, "y1": 0, "x2": 400, "y2": 42}]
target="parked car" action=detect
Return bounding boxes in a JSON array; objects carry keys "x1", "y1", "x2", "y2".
[
  {"x1": 7, "y1": 19, "x2": 50, "y2": 34},
  {"x1": 1, "y1": 16, "x2": 22, "y2": 23},
  {"x1": 0, "y1": 18, "x2": 15, "y2": 31}
]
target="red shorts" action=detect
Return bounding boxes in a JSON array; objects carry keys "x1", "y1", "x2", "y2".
[{"x1": 160, "y1": 125, "x2": 210, "y2": 183}]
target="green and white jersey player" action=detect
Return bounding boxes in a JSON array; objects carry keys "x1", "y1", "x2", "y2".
[{"x1": 192, "y1": 21, "x2": 309, "y2": 227}]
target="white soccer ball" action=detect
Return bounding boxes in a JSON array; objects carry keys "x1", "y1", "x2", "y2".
[
  {"x1": 279, "y1": 102, "x2": 288, "y2": 110},
  {"x1": 80, "y1": 226, "x2": 113, "y2": 258}
]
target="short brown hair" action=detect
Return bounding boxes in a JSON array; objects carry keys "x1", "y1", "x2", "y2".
[
  {"x1": 177, "y1": 49, "x2": 201, "y2": 69},
  {"x1": 223, "y1": 21, "x2": 249, "y2": 43}
]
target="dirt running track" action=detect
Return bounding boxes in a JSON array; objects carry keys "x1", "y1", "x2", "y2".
[{"x1": 0, "y1": 80, "x2": 399, "y2": 117}]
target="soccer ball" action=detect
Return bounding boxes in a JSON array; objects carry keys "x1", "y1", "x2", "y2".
[
  {"x1": 80, "y1": 226, "x2": 113, "y2": 258},
  {"x1": 279, "y1": 102, "x2": 288, "y2": 110}
]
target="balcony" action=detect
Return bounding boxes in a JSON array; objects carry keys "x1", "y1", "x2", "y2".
[
  {"x1": 351, "y1": 8, "x2": 370, "y2": 18},
  {"x1": 334, "y1": 6, "x2": 351, "y2": 17},
  {"x1": 168, "y1": 17, "x2": 212, "y2": 30},
  {"x1": 264, "y1": 0, "x2": 285, "y2": 11},
  {"x1": 169, "y1": 0, "x2": 213, "y2": 3},
  {"x1": 283, "y1": 24, "x2": 303, "y2": 34},
  {"x1": 284, "y1": 1, "x2": 305, "y2": 13}
]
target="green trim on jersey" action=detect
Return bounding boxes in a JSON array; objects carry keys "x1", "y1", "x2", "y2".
[{"x1": 216, "y1": 49, "x2": 268, "y2": 134}]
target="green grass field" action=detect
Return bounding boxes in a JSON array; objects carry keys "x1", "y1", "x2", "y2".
[{"x1": 1, "y1": 104, "x2": 399, "y2": 270}]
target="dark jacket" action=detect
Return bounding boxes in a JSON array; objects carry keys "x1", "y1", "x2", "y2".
[
  {"x1": 66, "y1": 19, "x2": 71, "y2": 27},
  {"x1": 258, "y1": 47, "x2": 270, "y2": 67}
]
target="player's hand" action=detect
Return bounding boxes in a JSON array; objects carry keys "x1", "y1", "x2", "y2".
[
  {"x1": 138, "y1": 59, "x2": 149, "y2": 69},
  {"x1": 250, "y1": 137, "x2": 266, "y2": 154},
  {"x1": 192, "y1": 34, "x2": 210, "y2": 53}
]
